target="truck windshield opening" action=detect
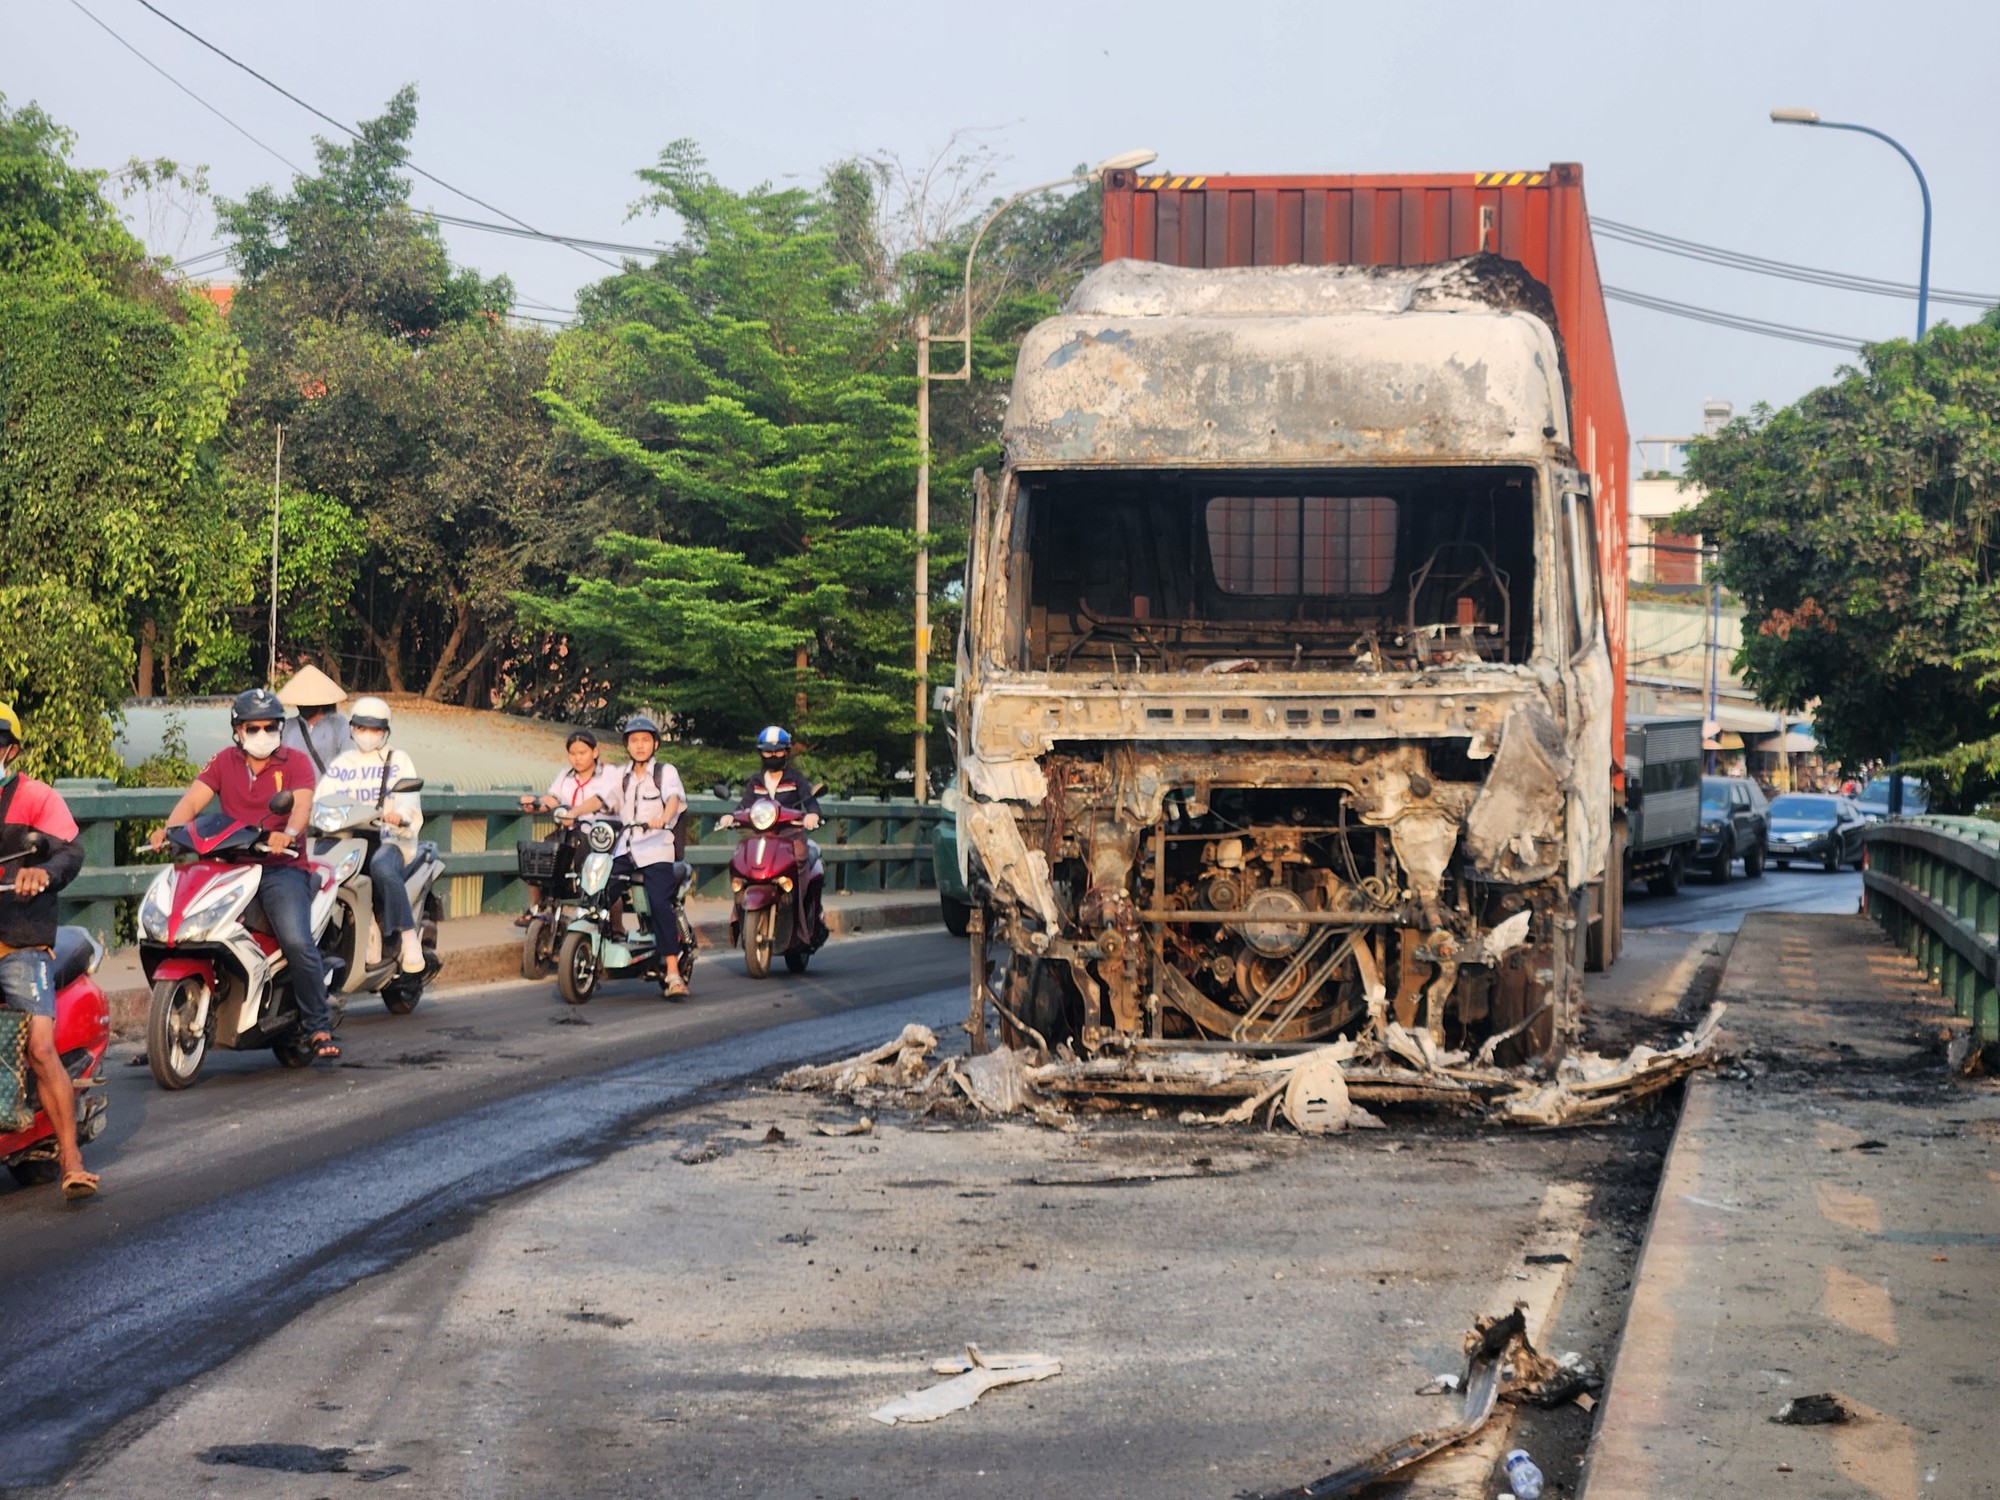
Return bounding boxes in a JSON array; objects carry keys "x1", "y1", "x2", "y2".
[{"x1": 1020, "y1": 466, "x2": 1538, "y2": 673}]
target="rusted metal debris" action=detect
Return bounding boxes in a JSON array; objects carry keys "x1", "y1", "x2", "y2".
[{"x1": 776, "y1": 1005, "x2": 1723, "y2": 1131}]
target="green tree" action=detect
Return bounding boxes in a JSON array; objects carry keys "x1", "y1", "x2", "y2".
[
  {"x1": 220, "y1": 89, "x2": 576, "y2": 702},
  {"x1": 1681, "y1": 313, "x2": 2000, "y2": 806},
  {"x1": 534, "y1": 144, "x2": 918, "y2": 786},
  {"x1": 0, "y1": 97, "x2": 246, "y2": 777}
]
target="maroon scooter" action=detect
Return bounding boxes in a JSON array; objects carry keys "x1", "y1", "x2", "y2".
[{"x1": 726, "y1": 797, "x2": 827, "y2": 977}]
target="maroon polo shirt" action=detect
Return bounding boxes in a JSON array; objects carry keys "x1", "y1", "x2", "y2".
[{"x1": 195, "y1": 745, "x2": 316, "y2": 861}]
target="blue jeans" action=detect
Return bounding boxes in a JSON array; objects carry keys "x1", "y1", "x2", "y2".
[
  {"x1": 260, "y1": 862, "x2": 331, "y2": 1037},
  {"x1": 370, "y1": 844, "x2": 417, "y2": 937},
  {"x1": 0, "y1": 948, "x2": 55, "y2": 1019}
]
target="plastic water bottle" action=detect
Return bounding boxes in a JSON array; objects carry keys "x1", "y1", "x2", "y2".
[{"x1": 1504, "y1": 1449, "x2": 1545, "y2": 1499}]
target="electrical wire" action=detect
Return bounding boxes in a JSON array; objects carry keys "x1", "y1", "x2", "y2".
[
  {"x1": 1602, "y1": 285, "x2": 1868, "y2": 352},
  {"x1": 1595, "y1": 217, "x2": 1998, "y2": 311},
  {"x1": 128, "y1": 0, "x2": 620, "y2": 271},
  {"x1": 66, "y1": 0, "x2": 306, "y2": 176}
]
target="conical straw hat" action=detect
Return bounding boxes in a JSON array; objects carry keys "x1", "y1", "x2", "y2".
[{"x1": 276, "y1": 663, "x2": 347, "y2": 708}]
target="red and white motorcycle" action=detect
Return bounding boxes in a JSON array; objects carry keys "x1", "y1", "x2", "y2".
[{"x1": 136, "y1": 795, "x2": 342, "y2": 1089}]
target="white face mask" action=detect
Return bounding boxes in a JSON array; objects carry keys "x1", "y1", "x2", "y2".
[
  {"x1": 352, "y1": 728, "x2": 388, "y2": 753},
  {"x1": 240, "y1": 729, "x2": 282, "y2": 759}
]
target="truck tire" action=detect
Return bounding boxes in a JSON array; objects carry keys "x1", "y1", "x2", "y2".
[
  {"x1": 939, "y1": 894, "x2": 972, "y2": 938},
  {"x1": 1587, "y1": 821, "x2": 1625, "y2": 972},
  {"x1": 1646, "y1": 848, "x2": 1685, "y2": 899}
]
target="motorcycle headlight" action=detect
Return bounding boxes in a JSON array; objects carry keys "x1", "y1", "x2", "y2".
[
  {"x1": 750, "y1": 799, "x2": 779, "y2": 832},
  {"x1": 138, "y1": 874, "x2": 174, "y2": 941},
  {"x1": 587, "y1": 820, "x2": 618, "y2": 853},
  {"x1": 312, "y1": 803, "x2": 350, "y2": 832},
  {"x1": 580, "y1": 852, "x2": 613, "y2": 896},
  {"x1": 175, "y1": 869, "x2": 261, "y2": 942}
]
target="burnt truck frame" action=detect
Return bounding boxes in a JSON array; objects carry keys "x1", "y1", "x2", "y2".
[{"x1": 953, "y1": 257, "x2": 1614, "y2": 1063}]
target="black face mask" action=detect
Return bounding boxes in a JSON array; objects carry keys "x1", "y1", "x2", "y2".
[{"x1": 760, "y1": 755, "x2": 788, "y2": 774}]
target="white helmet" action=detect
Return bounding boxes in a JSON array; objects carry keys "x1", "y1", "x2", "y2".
[{"x1": 349, "y1": 696, "x2": 391, "y2": 732}]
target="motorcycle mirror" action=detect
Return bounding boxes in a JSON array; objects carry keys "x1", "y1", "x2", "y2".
[
  {"x1": 268, "y1": 791, "x2": 295, "y2": 814},
  {"x1": 711, "y1": 781, "x2": 735, "y2": 800},
  {"x1": 392, "y1": 777, "x2": 424, "y2": 793},
  {"x1": 812, "y1": 782, "x2": 828, "y2": 798}
]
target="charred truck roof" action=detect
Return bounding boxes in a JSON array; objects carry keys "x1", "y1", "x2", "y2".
[{"x1": 1005, "y1": 257, "x2": 1572, "y2": 469}]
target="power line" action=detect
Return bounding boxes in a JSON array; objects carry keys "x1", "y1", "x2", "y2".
[
  {"x1": 129, "y1": 0, "x2": 620, "y2": 271},
  {"x1": 1603, "y1": 285, "x2": 1868, "y2": 352},
  {"x1": 66, "y1": 0, "x2": 306, "y2": 176},
  {"x1": 1595, "y1": 216, "x2": 1999, "y2": 311}
]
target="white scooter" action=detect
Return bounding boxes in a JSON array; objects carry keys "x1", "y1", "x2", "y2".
[{"x1": 307, "y1": 780, "x2": 446, "y2": 1015}]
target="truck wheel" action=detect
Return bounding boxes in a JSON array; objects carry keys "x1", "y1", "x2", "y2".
[
  {"x1": 1587, "y1": 822, "x2": 1626, "y2": 972},
  {"x1": 939, "y1": 895, "x2": 972, "y2": 938},
  {"x1": 1646, "y1": 848, "x2": 1685, "y2": 899},
  {"x1": 1743, "y1": 840, "x2": 1767, "y2": 879}
]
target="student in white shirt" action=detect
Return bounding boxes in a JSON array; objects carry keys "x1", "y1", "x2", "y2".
[
  {"x1": 576, "y1": 715, "x2": 688, "y2": 998},
  {"x1": 320, "y1": 696, "x2": 426, "y2": 973},
  {"x1": 517, "y1": 731, "x2": 612, "y2": 925}
]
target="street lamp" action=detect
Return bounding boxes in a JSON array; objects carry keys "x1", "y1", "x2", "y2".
[
  {"x1": 1770, "y1": 108, "x2": 1932, "y2": 338},
  {"x1": 1771, "y1": 109, "x2": 1932, "y2": 815},
  {"x1": 908, "y1": 147, "x2": 1157, "y2": 800}
]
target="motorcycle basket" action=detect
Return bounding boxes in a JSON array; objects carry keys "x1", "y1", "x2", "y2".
[{"x1": 515, "y1": 838, "x2": 563, "y2": 883}]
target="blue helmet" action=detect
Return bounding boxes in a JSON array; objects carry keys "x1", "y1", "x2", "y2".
[{"x1": 756, "y1": 725, "x2": 793, "y2": 755}]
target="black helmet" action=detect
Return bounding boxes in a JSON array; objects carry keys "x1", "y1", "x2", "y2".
[
  {"x1": 230, "y1": 687, "x2": 285, "y2": 726},
  {"x1": 622, "y1": 714, "x2": 661, "y2": 739}
]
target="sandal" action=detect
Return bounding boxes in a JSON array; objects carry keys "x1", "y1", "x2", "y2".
[
  {"x1": 309, "y1": 1031, "x2": 341, "y2": 1061},
  {"x1": 60, "y1": 1169, "x2": 99, "y2": 1201},
  {"x1": 662, "y1": 975, "x2": 689, "y2": 1000}
]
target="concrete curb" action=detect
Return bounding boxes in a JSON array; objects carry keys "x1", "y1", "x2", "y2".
[{"x1": 99, "y1": 895, "x2": 946, "y2": 1035}]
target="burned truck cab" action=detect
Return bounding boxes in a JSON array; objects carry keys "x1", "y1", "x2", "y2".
[{"x1": 955, "y1": 257, "x2": 1613, "y2": 1060}]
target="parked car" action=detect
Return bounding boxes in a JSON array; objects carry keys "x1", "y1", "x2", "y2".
[
  {"x1": 1695, "y1": 775, "x2": 1769, "y2": 882},
  {"x1": 1766, "y1": 793, "x2": 1868, "y2": 871},
  {"x1": 933, "y1": 779, "x2": 972, "y2": 937},
  {"x1": 1854, "y1": 776, "x2": 1929, "y2": 821}
]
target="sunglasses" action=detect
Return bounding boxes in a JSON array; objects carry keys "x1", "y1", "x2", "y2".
[{"x1": 241, "y1": 721, "x2": 283, "y2": 734}]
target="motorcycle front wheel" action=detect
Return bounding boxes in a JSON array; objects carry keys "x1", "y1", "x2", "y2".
[
  {"x1": 557, "y1": 930, "x2": 600, "y2": 1005},
  {"x1": 743, "y1": 905, "x2": 775, "y2": 979},
  {"x1": 147, "y1": 976, "x2": 210, "y2": 1090}
]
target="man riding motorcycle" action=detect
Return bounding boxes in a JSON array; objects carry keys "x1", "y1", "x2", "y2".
[
  {"x1": 575, "y1": 715, "x2": 689, "y2": 998},
  {"x1": 150, "y1": 688, "x2": 338, "y2": 1061},
  {"x1": 0, "y1": 703, "x2": 97, "y2": 1199},
  {"x1": 319, "y1": 697, "x2": 426, "y2": 975}
]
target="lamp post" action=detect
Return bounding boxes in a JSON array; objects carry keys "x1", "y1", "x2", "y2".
[
  {"x1": 1772, "y1": 109, "x2": 1932, "y2": 813},
  {"x1": 1770, "y1": 108, "x2": 1932, "y2": 339},
  {"x1": 908, "y1": 147, "x2": 1156, "y2": 801}
]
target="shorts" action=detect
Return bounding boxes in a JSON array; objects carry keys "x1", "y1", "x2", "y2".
[{"x1": 0, "y1": 948, "x2": 55, "y2": 1019}]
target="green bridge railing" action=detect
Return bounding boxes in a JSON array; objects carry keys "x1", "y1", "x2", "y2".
[
  {"x1": 50, "y1": 780, "x2": 944, "y2": 945},
  {"x1": 1862, "y1": 815, "x2": 2000, "y2": 1044}
]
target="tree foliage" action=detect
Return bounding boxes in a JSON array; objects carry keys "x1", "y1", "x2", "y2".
[
  {"x1": 1682, "y1": 313, "x2": 2000, "y2": 806},
  {"x1": 0, "y1": 96, "x2": 245, "y2": 777}
]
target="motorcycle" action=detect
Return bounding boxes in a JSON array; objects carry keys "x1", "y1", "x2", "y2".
[
  {"x1": 517, "y1": 816, "x2": 595, "y2": 982},
  {"x1": 553, "y1": 817, "x2": 700, "y2": 1005},
  {"x1": 136, "y1": 793, "x2": 342, "y2": 1089},
  {"x1": 726, "y1": 797, "x2": 827, "y2": 978},
  {"x1": 306, "y1": 779, "x2": 444, "y2": 1014},
  {"x1": 0, "y1": 838, "x2": 111, "y2": 1189}
]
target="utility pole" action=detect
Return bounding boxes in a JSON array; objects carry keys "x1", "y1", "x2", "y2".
[
  {"x1": 912, "y1": 318, "x2": 931, "y2": 802},
  {"x1": 269, "y1": 425, "x2": 282, "y2": 685},
  {"x1": 1706, "y1": 548, "x2": 1721, "y2": 773}
]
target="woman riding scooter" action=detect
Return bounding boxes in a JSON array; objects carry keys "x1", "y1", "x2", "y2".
[
  {"x1": 516, "y1": 730, "x2": 612, "y2": 927},
  {"x1": 718, "y1": 726, "x2": 829, "y2": 959},
  {"x1": 575, "y1": 716, "x2": 690, "y2": 998},
  {"x1": 319, "y1": 698, "x2": 426, "y2": 976}
]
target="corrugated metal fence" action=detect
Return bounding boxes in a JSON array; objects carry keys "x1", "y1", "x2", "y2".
[{"x1": 1863, "y1": 815, "x2": 2000, "y2": 1043}]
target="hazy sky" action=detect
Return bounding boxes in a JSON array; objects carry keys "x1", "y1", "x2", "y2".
[{"x1": 11, "y1": 0, "x2": 1998, "y2": 444}]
